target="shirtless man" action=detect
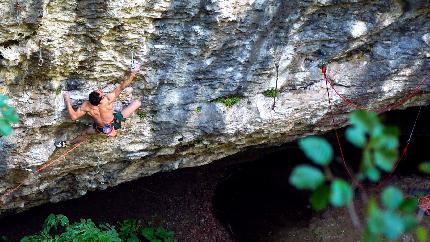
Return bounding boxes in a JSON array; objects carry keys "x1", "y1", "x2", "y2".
[{"x1": 55, "y1": 64, "x2": 142, "y2": 147}]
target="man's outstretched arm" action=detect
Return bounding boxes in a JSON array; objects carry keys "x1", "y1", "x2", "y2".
[
  {"x1": 112, "y1": 63, "x2": 142, "y2": 98},
  {"x1": 63, "y1": 92, "x2": 86, "y2": 121}
]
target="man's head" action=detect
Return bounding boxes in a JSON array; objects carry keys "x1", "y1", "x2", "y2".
[{"x1": 88, "y1": 89, "x2": 104, "y2": 106}]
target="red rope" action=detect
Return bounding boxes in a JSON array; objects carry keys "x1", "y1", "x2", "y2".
[
  {"x1": 1, "y1": 138, "x2": 86, "y2": 203},
  {"x1": 322, "y1": 66, "x2": 430, "y2": 113},
  {"x1": 419, "y1": 195, "x2": 430, "y2": 215},
  {"x1": 322, "y1": 65, "x2": 428, "y2": 191}
]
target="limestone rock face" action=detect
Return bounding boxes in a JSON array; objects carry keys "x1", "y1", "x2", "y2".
[{"x1": 0, "y1": 0, "x2": 429, "y2": 214}]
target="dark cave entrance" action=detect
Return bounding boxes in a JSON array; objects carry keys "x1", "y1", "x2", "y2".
[
  {"x1": 0, "y1": 106, "x2": 429, "y2": 242},
  {"x1": 212, "y1": 106, "x2": 430, "y2": 242}
]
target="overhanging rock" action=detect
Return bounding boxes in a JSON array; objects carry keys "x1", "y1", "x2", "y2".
[{"x1": 0, "y1": 0, "x2": 429, "y2": 215}]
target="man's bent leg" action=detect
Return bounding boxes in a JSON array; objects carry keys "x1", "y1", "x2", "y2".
[{"x1": 121, "y1": 99, "x2": 141, "y2": 119}]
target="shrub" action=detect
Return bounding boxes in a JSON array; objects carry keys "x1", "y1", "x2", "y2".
[
  {"x1": 20, "y1": 215, "x2": 177, "y2": 242},
  {"x1": 262, "y1": 88, "x2": 277, "y2": 98},
  {"x1": 0, "y1": 95, "x2": 19, "y2": 136},
  {"x1": 289, "y1": 110, "x2": 427, "y2": 241},
  {"x1": 214, "y1": 95, "x2": 241, "y2": 108}
]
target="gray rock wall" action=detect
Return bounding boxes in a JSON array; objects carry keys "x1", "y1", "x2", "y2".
[{"x1": 0, "y1": 0, "x2": 429, "y2": 214}]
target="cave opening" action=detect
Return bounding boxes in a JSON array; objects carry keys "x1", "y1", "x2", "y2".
[
  {"x1": 212, "y1": 106, "x2": 430, "y2": 241},
  {"x1": 0, "y1": 106, "x2": 429, "y2": 241}
]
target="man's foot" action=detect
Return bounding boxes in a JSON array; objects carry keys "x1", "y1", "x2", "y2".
[{"x1": 54, "y1": 140, "x2": 68, "y2": 148}]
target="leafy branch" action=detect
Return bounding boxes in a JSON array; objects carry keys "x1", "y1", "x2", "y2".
[
  {"x1": 289, "y1": 110, "x2": 427, "y2": 242},
  {"x1": 0, "y1": 95, "x2": 20, "y2": 136}
]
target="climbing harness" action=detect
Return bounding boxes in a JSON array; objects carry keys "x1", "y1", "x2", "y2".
[
  {"x1": 94, "y1": 122, "x2": 117, "y2": 137},
  {"x1": 38, "y1": 40, "x2": 44, "y2": 66},
  {"x1": 321, "y1": 65, "x2": 427, "y2": 191},
  {"x1": 0, "y1": 136, "x2": 87, "y2": 203}
]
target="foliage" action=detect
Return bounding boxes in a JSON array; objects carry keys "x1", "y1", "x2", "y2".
[
  {"x1": 20, "y1": 215, "x2": 177, "y2": 242},
  {"x1": 347, "y1": 110, "x2": 400, "y2": 182},
  {"x1": 21, "y1": 214, "x2": 121, "y2": 242},
  {"x1": 418, "y1": 162, "x2": 430, "y2": 174},
  {"x1": 118, "y1": 219, "x2": 140, "y2": 242},
  {"x1": 289, "y1": 110, "x2": 424, "y2": 241},
  {"x1": 141, "y1": 227, "x2": 176, "y2": 242},
  {"x1": 262, "y1": 88, "x2": 277, "y2": 98},
  {"x1": 299, "y1": 137, "x2": 333, "y2": 165},
  {"x1": 0, "y1": 94, "x2": 20, "y2": 136},
  {"x1": 214, "y1": 95, "x2": 241, "y2": 108},
  {"x1": 289, "y1": 165, "x2": 324, "y2": 190},
  {"x1": 365, "y1": 189, "x2": 419, "y2": 241},
  {"x1": 196, "y1": 106, "x2": 202, "y2": 113}
]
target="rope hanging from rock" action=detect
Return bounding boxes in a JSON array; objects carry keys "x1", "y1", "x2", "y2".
[
  {"x1": 419, "y1": 195, "x2": 430, "y2": 215},
  {"x1": 0, "y1": 136, "x2": 87, "y2": 203},
  {"x1": 321, "y1": 65, "x2": 428, "y2": 191},
  {"x1": 271, "y1": 63, "x2": 279, "y2": 110},
  {"x1": 321, "y1": 66, "x2": 430, "y2": 114}
]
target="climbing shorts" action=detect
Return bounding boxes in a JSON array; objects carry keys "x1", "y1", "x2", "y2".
[
  {"x1": 93, "y1": 112, "x2": 126, "y2": 136},
  {"x1": 112, "y1": 112, "x2": 126, "y2": 130}
]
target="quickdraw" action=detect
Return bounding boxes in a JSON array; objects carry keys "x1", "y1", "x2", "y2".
[
  {"x1": 1, "y1": 137, "x2": 87, "y2": 203},
  {"x1": 15, "y1": 1, "x2": 22, "y2": 23},
  {"x1": 129, "y1": 48, "x2": 137, "y2": 70},
  {"x1": 38, "y1": 40, "x2": 44, "y2": 66},
  {"x1": 271, "y1": 63, "x2": 279, "y2": 110}
]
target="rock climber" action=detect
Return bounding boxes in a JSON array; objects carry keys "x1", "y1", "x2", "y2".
[{"x1": 55, "y1": 63, "x2": 142, "y2": 147}]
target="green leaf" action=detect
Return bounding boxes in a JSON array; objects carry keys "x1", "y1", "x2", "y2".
[
  {"x1": 346, "y1": 126, "x2": 366, "y2": 148},
  {"x1": 374, "y1": 149, "x2": 397, "y2": 172},
  {"x1": 381, "y1": 186, "x2": 404, "y2": 210},
  {"x1": 310, "y1": 184, "x2": 330, "y2": 211},
  {"x1": 419, "y1": 162, "x2": 430, "y2": 174},
  {"x1": 363, "y1": 227, "x2": 380, "y2": 242},
  {"x1": 299, "y1": 137, "x2": 333, "y2": 165},
  {"x1": 1, "y1": 106, "x2": 19, "y2": 123},
  {"x1": 367, "y1": 197, "x2": 379, "y2": 216},
  {"x1": 0, "y1": 119, "x2": 12, "y2": 136},
  {"x1": 402, "y1": 214, "x2": 418, "y2": 232},
  {"x1": 368, "y1": 212, "x2": 384, "y2": 234},
  {"x1": 381, "y1": 211, "x2": 405, "y2": 240},
  {"x1": 0, "y1": 95, "x2": 7, "y2": 107},
  {"x1": 349, "y1": 110, "x2": 381, "y2": 135},
  {"x1": 330, "y1": 179, "x2": 353, "y2": 207},
  {"x1": 366, "y1": 167, "x2": 381, "y2": 182},
  {"x1": 416, "y1": 226, "x2": 427, "y2": 242},
  {"x1": 289, "y1": 165, "x2": 324, "y2": 190},
  {"x1": 370, "y1": 127, "x2": 399, "y2": 149},
  {"x1": 399, "y1": 197, "x2": 418, "y2": 213}
]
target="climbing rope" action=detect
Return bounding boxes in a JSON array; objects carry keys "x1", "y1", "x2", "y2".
[
  {"x1": 322, "y1": 65, "x2": 427, "y2": 191},
  {"x1": 0, "y1": 137, "x2": 87, "y2": 203},
  {"x1": 321, "y1": 66, "x2": 430, "y2": 113},
  {"x1": 419, "y1": 195, "x2": 430, "y2": 215}
]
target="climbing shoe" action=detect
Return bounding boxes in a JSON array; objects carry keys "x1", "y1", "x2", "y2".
[{"x1": 54, "y1": 140, "x2": 68, "y2": 148}]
